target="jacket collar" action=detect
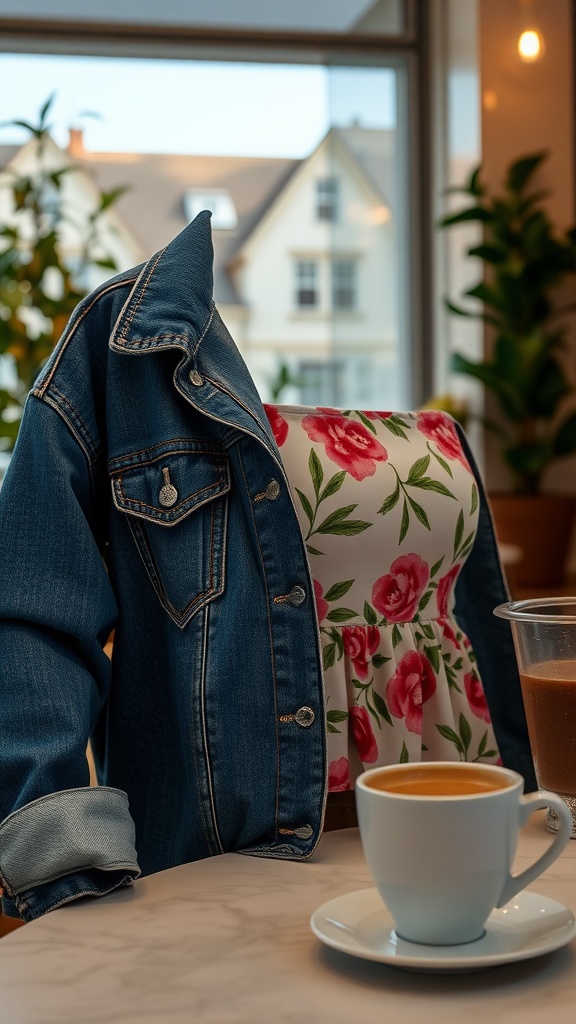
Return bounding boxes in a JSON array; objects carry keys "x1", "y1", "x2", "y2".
[
  {"x1": 110, "y1": 211, "x2": 214, "y2": 355},
  {"x1": 109, "y1": 211, "x2": 277, "y2": 454}
]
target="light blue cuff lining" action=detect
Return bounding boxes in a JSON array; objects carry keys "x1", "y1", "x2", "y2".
[{"x1": 0, "y1": 787, "x2": 140, "y2": 894}]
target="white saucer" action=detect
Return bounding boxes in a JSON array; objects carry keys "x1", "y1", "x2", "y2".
[{"x1": 310, "y1": 888, "x2": 576, "y2": 973}]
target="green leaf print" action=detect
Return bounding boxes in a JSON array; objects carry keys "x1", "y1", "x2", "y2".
[
  {"x1": 356, "y1": 410, "x2": 378, "y2": 435},
  {"x1": 372, "y1": 653, "x2": 391, "y2": 668},
  {"x1": 378, "y1": 480, "x2": 401, "y2": 516},
  {"x1": 316, "y1": 504, "x2": 358, "y2": 532},
  {"x1": 453, "y1": 509, "x2": 464, "y2": 559},
  {"x1": 459, "y1": 713, "x2": 472, "y2": 758},
  {"x1": 381, "y1": 416, "x2": 410, "y2": 440},
  {"x1": 319, "y1": 471, "x2": 346, "y2": 502},
  {"x1": 406, "y1": 455, "x2": 430, "y2": 484},
  {"x1": 430, "y1": 556, "x2": 445, "y2": 578},
  {"x1": 324, "y1": 579, "x2": 354, "y2": 601},
  {"x1": 471, "y1": 482, "x2": 479, "y2": 515},
  {"x1": 428, "y1": 443, "x2": 453, "y2": 477},
  {"x1": 418, "y1": 590, "x2": 433, "y2": 613},
  {"x1": 306, "y1": 544, "x2": 324, "y2": 556},
  {"x1": 399, "y1": 740, "x2": 410, "y2": 763},
  {"x1": 323, "y1": 643, "x2": 336, "y2": 671},
  {"x1": 424, "y1": 644, "x2": 441, "y2": 673},
  {"x1": 391, "y1": 624, "x2": 402, "y2": 648},
  {"x1": 327, "y1": 709, "x2": 349, "y2": 723},
  {"x1": 457, "y1": 533, "x2": 476, "y2": 561},
  {"x1": 296, "y1": 488, "x2": 314, "y2": 528},
  {"x1": 407, "y1": 495, "x2": 430, "y2": 531},
  {"x1": 399, "y1": 498, "x2": 410, "y2": 543},
  {"x1": 322, "y1": 520, "x2": 372, "y2": 536},
  {"x1": 373, "y1": 689, "x2": 393, "y2": 726},
  {"x1": 411, "y1": 478, "x2": 456, "y2": 498},
  {"x1": 326, "y1": 707, "x2": 348, "y2": 734},
  {"x1": 364, "y1": 601, "x2": 378, "y2": 625},
  {"x1": 326, "y1": 607, "x2": 359, "y2": 623},
  {"x1": 309, "y1": 449, "x2": 323, "y2": 497},
  {"x1": 421, "y1": 622, "x2": 436, "y2": 640},
  {"x1": 436, "y1": 723, "x2": 465, "y2": 756},
  {"x1": 477, "y1": 731, "x2": 488, "y2": 758}
]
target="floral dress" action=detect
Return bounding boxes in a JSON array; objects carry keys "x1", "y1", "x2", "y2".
[{"x1": 264, "y1": 405, "x2": 500, "y2": 793}]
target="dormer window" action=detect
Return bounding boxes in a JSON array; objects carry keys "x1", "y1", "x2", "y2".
[
  {"x1": 184, "y1": 190, "x2": 238, "y2": 230},
  {"x1": 316, "y1": 178, "x2": 339, "y2": 222}
]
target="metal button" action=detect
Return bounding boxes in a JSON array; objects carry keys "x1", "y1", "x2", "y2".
[
  {"x1": 265, "y1": 479, "x2": 280, "y2": 501},
  {"x1": 159, "y1": 468, "x2": 178, "y2": 507},
  {"x1": 287, "y1": 585, "x2": 306, "y2": 607},
  {"x1": 294, "y1": 825, "x2": 313, "y2": 840},
  {"x1": 189, "y1": 369, "x2": 204, "y2": 386},
  {"x1": 295, "y1": 706, "x2": 315, "y2": 728}
]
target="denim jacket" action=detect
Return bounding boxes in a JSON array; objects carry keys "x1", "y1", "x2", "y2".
[{"x1": 0, "y1": 213, "x2": 535, "y2": 921}]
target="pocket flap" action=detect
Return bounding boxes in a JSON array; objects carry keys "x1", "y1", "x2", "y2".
[{"x1": 111, "y1": 449, "x2": 230, "y2": 526}]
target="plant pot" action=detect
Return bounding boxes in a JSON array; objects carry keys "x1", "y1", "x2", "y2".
[{"x1": 489, "y1": 494, "x2": 576, "y2": 588}]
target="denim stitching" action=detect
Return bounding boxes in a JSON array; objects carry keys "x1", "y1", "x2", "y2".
[
  {"x1": 24, "y1": 875, "x2": 136, "y2": 920},
  {"x1": 125, "y1": 502, "x2": 226, "y2": 629},
  {"x1": 116, "y1": 248, "x2": 166, "y2": 341},
  {"x1": 36, "y1": 395, "x2": 96, "y2": 494},
  {"x1": 35, "y1": 277, "x2": 137, "y2": 397},
  {"x1": 48, "y1": 384, "x2": 100, "y2": 462},
  {"x1": 108, "y1": 440, "x2": 227, "y2": 471},
  {"x1": 237, "y1": 446, "x2": 281, "y2": 835},
  {"x1": 191, "y1": 300, "x2": 216, "y2": 356},
  {"x1": 112, "y1": 474, "x2": 227, "y2": 519}
]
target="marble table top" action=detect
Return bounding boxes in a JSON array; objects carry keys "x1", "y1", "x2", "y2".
[{"x1": 0, "y1": 814, "x2": 574, "y2": 1024}]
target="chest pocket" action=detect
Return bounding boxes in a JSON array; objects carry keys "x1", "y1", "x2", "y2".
[{"x1": 110, "y1": 447, "x2": 230, "y2": 628}]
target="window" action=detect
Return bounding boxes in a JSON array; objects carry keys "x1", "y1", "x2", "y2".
[
  {"x1": 298, "y1": 360, "x2": 345, "y2": 406},
  {"x1": 332, "y1": 260, "x2": 357, "y2": 311},
  {"x1": 184, "y1": 190, "x2": 238, "y2": 230},
  {"x1": 316, "y1": 178, "x2": 338, "y2": 222},
  {"x1": 295, "y1": 260, "x2": 319, "y2": 309}
]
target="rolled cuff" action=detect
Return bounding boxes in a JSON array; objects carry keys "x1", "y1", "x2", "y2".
[{"x1": 0, "y1": 786, "x2": 140, "y2": 896}]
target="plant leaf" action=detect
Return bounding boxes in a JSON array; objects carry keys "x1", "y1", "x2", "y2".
[
  {"x1": 470, "y1": 483, "x2": 478, "y2": 515},
  {"x1": 407, "y1": 495, "x2": 431, "y2": 530},
  {"x1": 324, "y1": 580, "x2": 354, "y2": 602},
  {"x1": 326, "y1": 607, "x2": 359, "y2": 622},
  {"x1": 430, "y1": 556, "x2": 445, "y2": 577},
  {"x1": 323, "y1": 643, "x2": 336, "y2": 671},
  {"x1": 406, "y1": 455, "x2": 430, "y2": 484},
  {"x1": 309, "y1": 448, "x2": 323, "y2": 497},
  {"x1": 378, "y1": 480, "x2": 401, "y2": 515},
  {"x1": 410, "y1": 477, "x2": 456, "y2": 498},
  {"x1": 453, "y1": 509, "x2": 464, "y2": 558},
  {"x1": 436, "y1": 723, "x2": 464, "y2": 754},
  {"x1": 295, "y1": 488, "x2": 314, "y2": 527},
  {"x1": 459, "y1": 713, "x2": 472, "y2": 756},
  {"x1": 327, "y1": 709, "x2": 349, "y2": 723},
  {"x1": 399, "y1": 498, "x2": 410, "y2": 543},
  {"x1": 319, "y1": 471, "x2": 346, "y2": 501},
  {"x1": 373, "y1": 690, "x2": 393, "y2": 726},
  {"x1": 364, "y1": 601, "x2": 378, "y2": 625}
]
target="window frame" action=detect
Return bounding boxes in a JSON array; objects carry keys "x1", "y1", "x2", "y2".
[{"x1": 0, "y1": 0, "x2": 432, "y2": 407}]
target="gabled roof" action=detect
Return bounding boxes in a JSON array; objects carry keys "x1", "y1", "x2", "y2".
[{"x1": 1, "y1": 128, "x2": 394, "y2": 306}]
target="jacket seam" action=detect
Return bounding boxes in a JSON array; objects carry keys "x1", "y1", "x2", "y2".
[
  {"x1": 237, "y1": 446, "x2": 281, "y2": 837},
  {"x1": 191, "y1": 300, "x2": 216, "y2": 355},
  {"x1": 115, "y1": 247, "x2": 166, "y2": 342},
  {"x1": 34, "y1": 276, "x2": 137, "y2": 398},
  {"x1": 113, "y1": 474, "x2": 227, "y2": 516},
  {"x1": 46, "y1": 384, "x2": 101, "y2": 462},
  {"x1": 108, "y1": 440, "x2": 228, "y2": 470},
  {"x1": 26, "y1": 394, "x2": 100, "y2": 499}
]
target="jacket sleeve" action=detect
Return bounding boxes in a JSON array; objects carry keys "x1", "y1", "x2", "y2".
[
  {"x1": 453, "y1": 424, "x2": 537, "y2": 790},
  {"x1": 0, "y1": 396, "x2": 140, "y2": 921}
]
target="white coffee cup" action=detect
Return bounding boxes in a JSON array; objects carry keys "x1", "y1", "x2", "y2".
[{"x1": 355, "y1": 761, "x2": 572, "y2": 946}]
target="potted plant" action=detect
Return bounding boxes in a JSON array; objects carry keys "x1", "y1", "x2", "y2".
[
  {"x1": 0, "y1": 96, "x2": 125, "y2": 473},
  {"x1": 439, "y1": 151, "x2": 576, "y2": 586}
]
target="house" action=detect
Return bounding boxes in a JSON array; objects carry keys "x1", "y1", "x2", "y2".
[{"x1": 0, "y1": 126, "x2": 397, "y2": 406}]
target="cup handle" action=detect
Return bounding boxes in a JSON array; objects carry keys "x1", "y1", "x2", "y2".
[{"x1": 497, "y1": 790, "x2": 572, "y2": 908}]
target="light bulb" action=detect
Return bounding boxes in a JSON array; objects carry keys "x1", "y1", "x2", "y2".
[{"x1": 517, "y1": 28, "x2": 544, "y2": 62}]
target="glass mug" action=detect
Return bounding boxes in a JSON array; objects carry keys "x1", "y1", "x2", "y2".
[
  {"x1": 495, "y1": 597, "x2": 576, "y2": 840},
  {"x1": 355, "y1": 761, "x2": 571, "y2": 945}
]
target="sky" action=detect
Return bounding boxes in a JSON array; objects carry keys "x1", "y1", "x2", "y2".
[{"x1": 0, "y1": 54, "x2": 397, "y2": 158}]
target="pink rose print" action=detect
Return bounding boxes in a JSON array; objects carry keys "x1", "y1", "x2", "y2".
[
  {"x1": 313, "y1": 580, "x2": 329, "y2": 624},
  {"x1": 328, "y1": 756, "x2": 352, "y2": 792},
  {"x1": 372, "y1": 554, "x2": 429, "y2": 623},
  {"x1": 440, "y1": 618, "x2": 459, "y2": 648},
  {"x1": 386, "y1": 650, "x2": 436, "y2": 735},
  {"x1": 464, "y1": 672, "x2": 492, "y2": 722},
  {"x1": 436, "y1": 564, "x2": 461, "y2": 617},
  {"x1": 364, "y1": 411, "x2": 392, "y2": 419},
  {"x1": 263, "y1": 404, "x2": 289, "y2": 447},
  {"x1": 349, "y1": 706, "x2": 378, "y2": 763},
  {"x1": 301, "y1": 412, "x2": 388, "y2": 481},
  {"x1": 342, "y1": 625, "x2": 380, "y2": 680},
  {"x1": 417, "y1": 411, "x2": 470, "y2": 469}
]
